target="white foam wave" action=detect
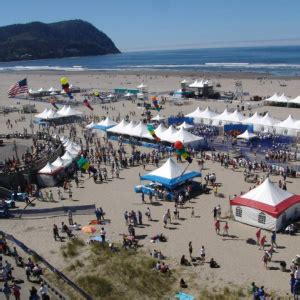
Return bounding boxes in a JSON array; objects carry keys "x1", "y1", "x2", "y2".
[
  {"x1": 0, "y1": 65, "x2": 86, "y2": 71},
  {"x1": 205, "y1": 62, "x2": 300, "y2": 69}
]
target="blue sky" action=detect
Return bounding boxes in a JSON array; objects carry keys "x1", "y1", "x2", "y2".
[{"x1": 1, "y1": 0, "x2": 300, "y2": 52}]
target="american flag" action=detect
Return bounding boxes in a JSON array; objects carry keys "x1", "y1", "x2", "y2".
[{"x1": 8, "y1": 78, "x2": 29, "y2": 97}]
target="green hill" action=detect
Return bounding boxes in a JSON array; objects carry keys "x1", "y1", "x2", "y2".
[{"x1": 0, "y1": 20, "x2": 120, "y2": 62}]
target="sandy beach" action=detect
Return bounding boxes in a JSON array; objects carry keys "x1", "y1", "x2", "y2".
[{"x1": 0, "y1": 70, "x2": 300, "y2": 298}]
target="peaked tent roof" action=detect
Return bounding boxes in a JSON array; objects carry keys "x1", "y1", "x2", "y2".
[
  {"x1": 52, "y1": 156, "x2": 72, "y2": 168},
  {"x1": 224, "y1": 110, "x2": 246, "y2": 123},
  {"x1": 140, "y1": 157, "x2": 201, "y2": 189},
  {"x1": 157, "y1": 125, "x2": 177, "y2": 141},
  {"x1": 237, "y1": 130, "x2": 257, "y2": 140},
  {"x1": 290, "y1": 95, "x2": 300, "y2": 104},
  {"x1": 99, "y1": 117, "x2": 117, "y2": 127},
  {"x1": 177, "y1": 121, "x2": 194, "y2": 130},
  {"x1": 151, "y1": 114, "x2": 166, "y2": 121},
  {"x1": 258, "y1": 113, "x2": 280, "y2": 126},
  {"x1": 154, "y1": 124, "x2": 167, "y2": 135},
  {"x1": 265, "y1": 93, "x2": 280, "y2": 102},
  {"x1": 185, "y1": 107, "x2": 202, "y2": 118},
  {"x1": 35, "y1": 108, "x2": 50, "y2": 119},
  {"x1": 61, "y1": 151, "x2": 77, "y2": 160},
  {"x1": 38, "y1": 162, "x2": 61, "y2": 175},
  {"x1": 137, "y1": 83, "x2": 147, "y2": 89},
  {"x1": 275, "y1": 115, "x2": 297, "y2": 129},
  {"x1": 86, "y1": 122, "x2": 96, "y2": 129},
  {"x1": 107, "y1": 119, "x2": 129, "y2": 134},
  {"x1": 242, "y1": 112, "x2": 263, "y2": 125},
  {"x1": 195, "y1": 107, "x2": 218, "y2": 119},
  {"x1": 171, "y1": 128, "x2": 204, "y2": 144},
  {"x1": 130, "y1": 122, "x2": 153, "y2": 139},
  {"x1": 230, "y1": 178, "x2": 300, "y2": 217},
  {"x1": 212, "y1": 109, "x2": 231, "y2": 121}
]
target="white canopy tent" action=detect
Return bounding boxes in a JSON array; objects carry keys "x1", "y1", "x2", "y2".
[
  {"x1": 137, "y1": 83, "x2": 147, "y2": 89},
  {"x1": 212, "y1": 109, "x2": 231, "y2": 126},
  {"x1": 185, "y1": 107, "x2": 202, "y2": 118},
  {"x1": 35, "y1": 108, "x2": 50, "y2": 119},
  {"x1": 256, "y1": 113, "x2": 280, "y2": 132},
  {"x1": 230, "y1": 178, "x2": 300, "y2": 230},
  {"x1": 52, "y1": 156, "x2": 72, "y2": 168},
  {"x1": 154, "y1": 124, "x2": 167, "y2": 135},
  {"x1": 107, "y1": 119, "x2": 129, "y2": 134},
  {"x1": 193, "y1": 107, "x2": 218, "y2": 125},
  {"x1": 157, "y1": 125, "x2": 177, "y2": 141},
  {"x1": 130, "y1": 122, "x2": 153, "y2": 139},
  {"x1": 38, "y1": 162, "x2": 61, "y2": 175},
  {"x1": 86, "y1": 122, "x2": 96, "y2": 129},
  {"x1": 97, "y1": 117, "x2": 117, "y2": 128},
  {"x1": 61, "y1": 151, "x2": 77, "y2": 160},
  {"x1": 170, "y1": 128, "x2": 204, "y2": 146},
  {"x1": 224, "y1": 110, "x2": 246, "y2": 123},
  {"x1": 242, "y1": 112, "x2": 263, "y2": 125},
  {"x1": 237, "y1": 130, "x2": 257, "y2": 140},
  {"x1": 176, "y1": 121, "x2": 194, "y2": 130},
  {"x1": 275, "y1": 115, "x2": 300, "y2": 135}
]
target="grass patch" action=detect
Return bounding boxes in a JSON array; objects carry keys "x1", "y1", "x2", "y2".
[
  {"x1": 61, "y1": 238, "x2": 85, "y2": 258},
  {"x1": 77, "y1": 275, "x2": 113, "y2": 297}
]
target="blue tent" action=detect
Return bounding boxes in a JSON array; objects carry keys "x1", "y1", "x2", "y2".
[{"x1": 140, "y1": 158, "x2": 201, "y2": 189}]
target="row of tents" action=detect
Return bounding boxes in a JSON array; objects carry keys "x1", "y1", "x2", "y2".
[
  {"x1": 37, "y1": 137, "x2": 81, "y2": 186},
  {"x1": 105, "y1": 120, "x2": 204, "y2": 147},
  {"x1": 265, "y1": 93, "x2": 300, "y2": 105},
  {"x1": 186, "y1": 107, "x2": 300, "y2": 135},
  {"x1": 35, "y1": 106, "x2": 82, "y2": 120}
]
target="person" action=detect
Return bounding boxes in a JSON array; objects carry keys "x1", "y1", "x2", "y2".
[
  {"x1": 209, "y1": 258, "x2": 220, "y2": 268},
  {"x1": 215, "y1": 220, "x2": 220, "y2": 235},
  {"x1": 256, "y1": 228, "x2": 261, "y2": 245},
  {"x1": 212, "y1": 207, "x2": 217, "y2": 220},
  {"x1": 262, "y1": 251, "x2": 269, "y2": 269},
  {"x1": 217, "y1": 204, "x2": 221, "y2": 219},
  {"x1": 250, "y1": 282, "x2": 258, "y2": 299},
  {"x1": 271, "y1": 231, "x2": 278, "y2": 248},
  {"x1": 2, "y1": 282, "x2": 11, "y2": 300},
  {"x1": 258, "y1": 286, "x2": 265, "y2": 298},
  {"x1": 68, "y1": 188, "x2": 72, "y2": 200},
  {"x1": 100, "y1": 227, "x2": 106, "y2": 242},
  {"x1": 68, "y1": 210, "x2": 73, "y2": 225},
  {"x1": 29, "y1": 286, "x2": 38, "y2": 300},
  {"x1": 180, "y1": 278, "x2": 188, "y2": 288},
  {"x1": 200, "y1": 246, "x2": 206, "y2": 263},
  {"x1": 141, "y1": 192, "x2": 145, "y2": 203},
  {"x1": 163, "y1": 213, "x2": 168, "y2": 228},
  {"x1": 213, "y1": 185, "x2": 218, "y2": 196},
  {"x1": 188, "y1": 241, "x2": 193, "y2": 258},
  {"x1": 259, "y1": 235, "x2": 267, "y2": 250},
  {"x1": 180, "y1": 255, "x2": 190, "y2": 266},
  {"x1": 38, "y1": 283, "x2": 48, "y2": 298},
  {"x1": 191, "y1": 207, "x2": 194, "y2": 218},
  {"x1": 53, "y1": 224, "x2": 62, "y2": 241},
  {"x1": 49, "y1": 190, "x2": 54, "y2": 202},
  {"x1": 146, "y1": 207, "x2": 152, "y2": 221},
  {"x1": 57, "y1": 188, "x2": 62, "y2": 201},
  {"x1": 223, "y1": 222, "x2": 229, "y2": 236},
  {"x1": 138, "y1": 210, "x2": 143, "y2": 225},
  {"x1": 12, "y1": 282, "x2": 21, "y2": 300},
  {"x1": 290, "y1": 273, "x2": 296, "y2": 295}
]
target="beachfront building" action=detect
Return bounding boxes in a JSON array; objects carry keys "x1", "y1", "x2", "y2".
[{"x1": 230, "y1": 178, "x2": 300, "y2": 231}]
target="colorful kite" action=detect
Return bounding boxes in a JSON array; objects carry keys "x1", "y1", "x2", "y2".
[
  {"x1": 60, "y1": 77, "x2": 73, "y2": 99},
  {"x1": 77, "y1": 156, "x2": 90, "y2": 171},
  {"x1": 174, "y1": 141, "x2": 192, "y2": 163},
  {"x1": 152, "y1": 96, "x2": 160, "y2": 112},
  {"x1": 83, "y1": 99, "x2": 94, "y2": 111},
  {"x1": 147, "y1": 124, "x2": 160, "y2": 142}
]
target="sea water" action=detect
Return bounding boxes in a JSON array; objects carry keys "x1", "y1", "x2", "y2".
[{"x1": 1, "y1": 45, "x2": 300, "y2": 76}]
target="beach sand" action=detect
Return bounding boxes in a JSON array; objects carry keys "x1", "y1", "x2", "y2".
[{"x1": 0, "y1": 71, "x2": 300, "y2": 297}]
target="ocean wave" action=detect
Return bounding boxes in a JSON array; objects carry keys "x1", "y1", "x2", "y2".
[
  {"x1": 0, "y1": 65, "x2": 86, "y2": 71},
  {"x1": 205, "y1": 63, "x2": 300, "y2": 69}
]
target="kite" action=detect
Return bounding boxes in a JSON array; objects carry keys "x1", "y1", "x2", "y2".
[
  {"x1": 50, "y1": 98, "x2": 58, "y2": 110},
  {"x1": 60, "y1": 77, "x2": 73, "y2": 99},
  {"x1": 152, "y1": 96, "x2": 160, "y2": 112},
  {"x1": 77, "y1": 156, "x2": 90, "y2": 171},
  {"x1": 83, "y1": 99, "x2": 94, "y2": 111},
  {"x1": 147, "y1": 124, "x2": 160, "y2": 142},
  {"x1": 174, "y1": 141, "x2": 192, "y2": 163}
]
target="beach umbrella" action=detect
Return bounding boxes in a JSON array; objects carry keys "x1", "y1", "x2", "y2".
[{"x1": 81, "y1": 225, "x2": 96, "y2": 234}]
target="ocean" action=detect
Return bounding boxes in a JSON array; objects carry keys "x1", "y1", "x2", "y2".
[{"x1": 1, "y1": 45, "x2": 300, "y2": 76}]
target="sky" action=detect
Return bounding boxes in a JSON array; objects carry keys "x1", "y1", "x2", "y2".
[{"x1": 1, "y1": 0, "x2": 300, "y2": 52}]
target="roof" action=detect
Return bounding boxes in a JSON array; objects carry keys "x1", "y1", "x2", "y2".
[
  {"x1": 157, "y1": 125, "x2": 177, "y2": 141},
  {"x1": 275, "y1": 115, "x2": 297, "y2": 129},
  {"x1": 171, "y1": 128, "x2": 203, "y2": 144},
  {"x1": 196, "y1": 107, "x2": 218, "y2": 119},
  {"x1": 259, "y1": 113, "x2": 280, "y2": 126},
  {"x1": 140, "y1": 158, "x2": 201, "y2": 189},
  {"x1": 151, "y1": 114, "x2": 166, "y2": 121},
  {"x1": 230, "y1": 178, "x2": 300, "y2": 217},
  {"x1": 185, "y1": 107, "x2": 202, "y2": 118},
  {"x1": 155, "y1": 124, "x2": 167, "y2": 135},
  {"x1": 38, "y1": 162, "x2": 62, "y2": 175},
  {"x1": 107, "y1": 119, "x2": 129, "y2": 134},
  {"x1": 212, "y1": 109, "x2": 231, "y2": 121},
  {"x1": 242, "y1": 112, "x2": 263, "y2": 125},
  {"x1": 237, "y1": 130, "x2": 257, "y2": 140},
  {"x1": 225, "y1": 110, "x2": 245, "y2": 123},
  {"x1": 177, "y1": 121, "x2": 194, "y2": 130}
]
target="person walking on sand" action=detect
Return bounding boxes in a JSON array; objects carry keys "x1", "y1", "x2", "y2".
[
  {"x1": 212, "y1": 207, "x2": 217, "y2": 220},
  {"x1": 259, "y1": 235, "x2": 267, "y2": 250},
  {"x1": 49, "y1": 190, "x2": 54, "y2": 202},
  {"x1": 146, "y1": 207, "x2": 152, "y2": 221},
  {"x1": 217, "y1": 204, "x2": 221, "y2": 219},
  {"x1": 191, "y1": 207, "x2": 194, "y2": 218},
  {"x1": 52, "y1": 224, "x2": 61, "y2": 241},
  {"x1": 271, "y1": 231, "x2": 278, "y2": 248},
  {"x1": 215, "y1": 220, "x2": 220, "y2": 235},
  {"x1": 256, "y1": 228, "x2": 261, "y2": 245},
  {"x1": 163, "y1": 213, "x2": 168, "y2": 228},
  {"x1": 223, "y1": 222, "x2": 229, "y2": 236},
  {"x1": 68, "y1": 188, "x2": 72, "y2": 200},
  {"x1": 262, "y1": 251, "x2": 269, "y2": 269},
  {"x1": 68, "y1": 210, "x2": 73, "y2": 225},
  {"x1": 188, "y1": 242, "x2": 193, "y2": 258}
]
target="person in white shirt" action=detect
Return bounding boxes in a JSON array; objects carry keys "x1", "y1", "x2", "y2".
[
  {"x1": 39, "y1": 283, "x2": 48, "y2": 296},
  {"x1": 295, "y1": 266, "x2": 300, "y2": 280}
]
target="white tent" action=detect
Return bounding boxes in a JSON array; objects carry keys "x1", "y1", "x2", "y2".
[
  {"x1": 278, "y1": 94, "x2": 291, "y2": 103},
  {"x1": 65, "y1": 145, "x2": 81, "y2": 156},
  {"x1": 124, "y1": 92, "x2": 133, "y2": 97},
  {"x1": 242, "y1": 112, "x2": 263, "y2": 125},
  {"x1": 86, "y1": 122, "x2": 96, "y2": 129},
  {"x1": 35, "y1": 108, "x2": 50, "y2": 119},
  {"x1": 193, "y1": 107, "x2": 218, "y2": 124},
  {"x1": 154, "y1": 124, "x2": 167, "y2": 135},
  {"x1": 275, "y1": 115, "x2": 300, "y2": 135},
  {"x1": 48, "y1": 87, "x2": 55, "y2": 92},
  {"x1": 130, "y1": 122, "x2": 153, "y2": 139},
  {"x1": 224, "y1": 110, "x2": 246, "y2": 123},
  {"x1": 59, "y1": 106, "x2": 82, "y2": 117},
  {"x1": 157, "y1": 125, "x2": 177, "y2": 141},
  {"x1": 151, "y1": 114, "x2": 166, "y2": 121},
  {"x1": 171, "y1": 128, "x2": 204, "y2": 146},
  {"x1": 29, "y1": 88, "x2": 39, "y2": 94},
  {"x1": 237, "y1": 130, "x2": 257, "y2": 140},
  {"x1": 289, "y1": 96, "x2": 300, "y2": 105},
  {"x1": 44, "y1": 109, "x2": 60, "y2": 119},
  {"x1": 212, "y1": 109, "x2": 231, "y2": 125},
  {"x1": 258, "y1": 113, "x2": 280, "y2": 128},
  {"x1": 107, "y1": 119, "x2": 129, "y2": 134},
  {"x1": 52, "y1": 156, "x2": 72, "y2": 168},
  {"x1": 38, "y1": 162, "x2": 61, "y2": 175},
  {"x1": 230, "y1": 178, "x2": 300, "y2": 230},
  {"x1": 181, "y1": 79, "x2": 188, "y2": 84},
  {"x1": 121, "y1": 120, "x2": 138, "y2": 135},
  {"x1": 98, "y1": 117, "x2": 117, "y2": 128},
  {"x1": 188, "y1": 79, "x2": 212, "y2": 88},
  {"x1": 38, "y1": 87, "x2": 44, "y2": 92},
  {"x1": 61, "y1": 151, "x2": 77, "y2": 160},
  {"x1": 185, "y1": 107, "x2": 202, "y2": 118},
  {"x1": 176, "y1": 121, "x2": 194, "y2": 130},
  {"x1": 264, "y1": 93, "x2": 280, "y2": 102}
]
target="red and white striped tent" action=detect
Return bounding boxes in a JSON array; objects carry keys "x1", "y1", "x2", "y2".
[{"x1": 230, "y1": 178, "x2": 300, "y2": 231}]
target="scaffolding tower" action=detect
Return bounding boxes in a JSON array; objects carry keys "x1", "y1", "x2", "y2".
[{"x1": 235, "y1": 81, "x2": 244, "y2": 102}]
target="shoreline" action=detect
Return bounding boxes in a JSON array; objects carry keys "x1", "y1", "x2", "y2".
[{"x1": 1, "y1": 69, "x2": 300, "y2": 80}]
